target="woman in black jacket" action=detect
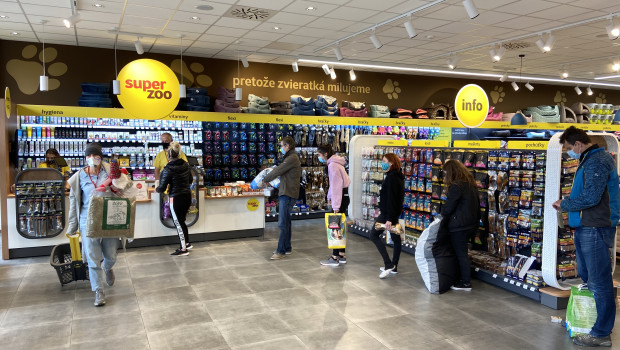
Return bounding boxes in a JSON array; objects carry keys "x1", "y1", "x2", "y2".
[
  {"x1": 441, "y1": 159, "x2": 480, "y2": 291},
  {"x1": 156, "y1": 142, "x2": 194, "y2": 256},
  {"x1": 370, "y1": 153, "x2": 405, "y2": 279}
]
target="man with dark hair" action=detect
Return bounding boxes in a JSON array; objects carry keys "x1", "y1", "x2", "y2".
[
  {"x1": 553, "y1": 126, "x2": 619, "y2": 347},
  {"x1": 263, "y1": 136, "x2": 301, "y2": 260}
]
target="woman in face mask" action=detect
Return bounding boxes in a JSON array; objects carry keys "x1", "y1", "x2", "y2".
[
  {"x1": 66, "y1": 143, "x2": 119, "y2": 307},
  {"x1": 370, "y1": 153, "x2": 405, "y2": 279},
  {"x1": 317, "y1": 144, "x2": 351, "y2": 267},
  {"x1": 38, "y1": 148, "x2": 70, "y2": 176}
]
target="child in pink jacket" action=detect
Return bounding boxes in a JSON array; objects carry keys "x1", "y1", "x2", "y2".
[{"x1": 318, "y1": 145, "x2": 351, "y2": 266}]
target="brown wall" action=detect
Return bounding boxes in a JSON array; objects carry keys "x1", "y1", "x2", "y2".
[{"x1": 1, "y1": 39, "x2": 619, "y2": 112}]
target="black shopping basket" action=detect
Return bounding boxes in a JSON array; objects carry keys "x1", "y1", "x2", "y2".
[{"x1": 50, "y1": 234, "x2": 89, "y2": 285}]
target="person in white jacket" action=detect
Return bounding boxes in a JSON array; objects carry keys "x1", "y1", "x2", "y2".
[
  {"x1": 66, "y1": 144, "x2": 118, "y2": 307},
  {"x1": 318, "y1": 145, "x2": 351, "y2": 266}
]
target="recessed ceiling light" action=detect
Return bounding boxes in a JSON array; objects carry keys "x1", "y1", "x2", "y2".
[
  {"x1": 10, "y1": 31, "x2": 19, "y2": 35},
  {"x1": 306, "y1": 6, "x2": 316, "y2": 11},
  {"x1": 426, "y1": 35, "x2": 434, "y2": 39},
  {"x1": 274, "y1": 26, "x2": 281, "y2": 30},
  {"x1": 93, "y1": 3, "x2": 103, "y2": 8},
  {"x1": 191, "y1": 16, "x2": 200, "y2": 20},
  {"x1": 0, "y1": 15, "x2": 9, "y2": 19}
]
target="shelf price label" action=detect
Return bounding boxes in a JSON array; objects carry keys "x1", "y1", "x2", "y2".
[
  {"x1": 506, "y1": 141, "x2": 548, "y2": 150},
  {"x1": 453, "y1": 140, "x2": 501, "y2": 149},
  {"x1": 377, "y1": 139, "x2": 408, "y2": 146},
  {"x1": 409, "y1": 140, "x2": 450, "y2": 147}
]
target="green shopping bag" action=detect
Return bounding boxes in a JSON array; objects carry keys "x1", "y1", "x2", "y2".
[{"x1": 566, "y1": 285, "x2": 598, "y2": 337}]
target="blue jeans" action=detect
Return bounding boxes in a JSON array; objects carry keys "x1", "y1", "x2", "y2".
[
  {"x1": 575, "y1": 226, "x2": 616, "y2": 337},
  {"x1": 82, "y1": 236, "x2": 119, "y2": 292},
  {"x1": 276, "y1": 195, "x2": 296, "y2": 254}
]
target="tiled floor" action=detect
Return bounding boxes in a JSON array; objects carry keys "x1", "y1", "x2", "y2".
[{"x1": 1, "y1": 218, "x2": 619, "y2": 349}]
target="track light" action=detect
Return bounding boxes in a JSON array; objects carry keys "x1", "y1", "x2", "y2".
[
  {"x1": 525, "y1": 82, "x2": 534, "y2": 91},
  {"x1": 113, "y1": 80, "x2": 120, "y2": 95},
  {"x1": 40, "y1": 21, "x2": 48, "y2": 92},
  {"x1": 561, "y1": 70, "x2": 569, "y2": 79},
  {"x1": 535, "y1": 35, "x2": 545, "y2": 53},
  {"x1": 63, "y1": 13, "x2": 81, "y2": 28},
  {"x1": 241, "y1": 57, "x2": 249, "y2": 68},
  {"x1": 235, "y1": 87, "x2": 242, "y2": 101},
  {"x1": 330, "y1": 67, "x2": 336, "y2": 80},
  {"x1": 462, "y1": 0, "x2": 479, "y2": 19},
  {"x1": 607, "y1": 18, "x2": 619, "y2": 40},
  {"x1": 587, "y1": 86, "x2": 593, "y2": 95},
  {"x1": 369, "y1": 31, "x2": 382, "y2": 49},
  {"x1": 574, "y1": 86, "x2": 582, "y2": 95},
  {"x1": 349, "y1": 69, "x2": 356, "y2": 81},
  {"x1": 334, "y1": 46, "x2": 343, "y2": 61},
  {"x1": 511, "y1": 81, "x2": 519, "y2": 91},
  {"x1": 134, "y1": 39, "x2": 144, "y2": 55},
  {"x1": 292, "y1": 60, "x2": 299, "y2": 72},
  {"x1": 612, "y1": 61, "x2": 620, "y2": 72},
  {"x1": 322, "y1": 64, "x2": 331, "y2": 75},
  {"x1": 404, "y1": 18, "x2": 417, "y2": 38},
  {"x1": 446, "y1": 55, "x2": 459, "y2": 70},
  {"x1": 543, "y1": 33, "x2": 555, "y2": 52},
  {"x1": 499, "y1": 73, "x2": 508, "y2": 82}
]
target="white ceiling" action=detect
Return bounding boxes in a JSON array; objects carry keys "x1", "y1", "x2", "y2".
[{"x1": 2, "y1": 0, "x2": 620, "y2": 83}]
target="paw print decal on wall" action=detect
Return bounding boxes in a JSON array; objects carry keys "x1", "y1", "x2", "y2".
[
  {"x1": 171, "y1": 59, "x2": 213, "y2": 87},
  {"x1": 595, "y1": 93, "x2": 607, "y2": 104},
  {"x1": 6, "y1": 45, "x2": 68, "y2": 95},
  {"x1": 554, "y1": 91, "x2": 567, "y2": 106},
  {"x1": 490, "y1": 86, "x2": 505, "y2": 104},
  {"x1": 382, "y1": 79, "x2": 401, "y2": 100}
]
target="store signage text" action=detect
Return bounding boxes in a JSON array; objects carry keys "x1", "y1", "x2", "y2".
[
  {"x1": 232, "y1": 77, "x2": 371, "y2": 95},
  {"x1": 454, "y1": 84, "x2": 489, "y2": 128},
  {"x1": 117, "y1": 59, "x2": 180, "y2": 119}
]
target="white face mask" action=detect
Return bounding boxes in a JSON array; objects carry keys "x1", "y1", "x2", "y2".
[{"x1": 87, "y1": 157, "x2": 101, "y2": 167}]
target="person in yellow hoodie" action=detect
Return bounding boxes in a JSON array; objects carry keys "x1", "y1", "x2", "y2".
[
  {"x1": 38, "y1": 148, "x2": 70, "y2": 177},
  {"x1": 154, "y1": 133, "x2": 187, "y2": 180}
]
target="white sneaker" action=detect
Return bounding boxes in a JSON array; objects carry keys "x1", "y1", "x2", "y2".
[
  {"x1": 379, "y1": 266, "x2": 398, "y2": 274},
  {"x1": 379, "y1": 267, "x2": 395, "y2": 279}
]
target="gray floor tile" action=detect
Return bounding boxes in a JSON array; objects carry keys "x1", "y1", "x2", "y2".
[
  {"x1": 215, "y1": 313, "x2": 293, "y2": 348},
  {"x1": 172, "y1": 255, "x2": 223, "y2": 271},
  {"x1": 231, "y1": 335, "x2": 308, "y2": 350},
  {"x1": 456, "y1": 297, "x2": 545, "y2": 328},
  {"x1": 0, "y1": 277, "x2": 21, "y2": 294},
  {"x1": 257, "y1": 287, "x2": 325, "y2": 311},
  {"x1": 192, "y1": 279, "x2": 254, "y2": 301},
  {"x1": 331, "y1": 295, "x2": 408, "y2": 323},
  {"x1": 450, "y1": 328, "x2": 547, "y2": 350},
  {"x1": 357, "y1": 314, "x2": 445, "y2": 349},
  {"x1": 0, "y1": 265, "x2": 29, "y2": 279},
  {"x1": 73, "y1": 293, "x2": 140, "y2": 320},
  {"x1": 184, "y1": 267, "x2": 239, "y2": 285},
  {"x1": 305, "y1": 279, "x2": 372, "y2": 303},
  {"x1": 147, "y1": 322, "x2": 229, "y2": 350},
  {"x1": 129, "y1": 260, "x2": 182, "y2": 279},
  {"x1": 141, "y1": 301, "x2": 212, "y2": 332},
  {"x1": 70, "y1": 313, "x2": 146, "y2": 344},
  {"x1": 243, "y1": 273, "x2": 298, "y2": 293},
  {"x1": 10, "y1": 282, "x2": 76, "y2": 308},
  {"x1": 295, "y1": 320, "x2": 389, "y2": 350},
  {"x1": 1, "y1": 300, "x2": 74, "y2": 329},
  {"x1": 0, "y1": 322, "x2": 71, "y2": 350},
  {"x1": 393, "y1": 339, "x2": 466, "y2": 350},
  {"x1": 137, "y1": 286, "x2": 199, "y2": 310},
  {"x1": 502, "y1": 318, "x2": 574, "y2": 350},
  {"x1": 74, "y1": 278, "x2": 135, "y2": 299},
  {"x1": 132, "y1": 273, "x2": 189, "y2": 293},
  {"x1": 70, "y1": 334, "x2": 150, "y2": 350},
  {"x1": 204, "y1": 294, "x2": 267, "y2": 321},
  {"x1": 274, "y1": 304, "x2": 350, "y2": 333},
  {"x1": 413, "y1": 307, "x2": 496, "y2": 338}
]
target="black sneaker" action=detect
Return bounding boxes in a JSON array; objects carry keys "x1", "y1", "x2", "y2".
[
  {"x1": 573, "y1": 334, "x2": 612, "y2": 347},
  {"x1": 171, "y1": 249, "x2": 189, "y2": 256},
  {"x1": 450, "y1": 282, "x2": 472, "y2": 291},
  {"x1": 186, "y1": 243, "x2": 194, "y2": 250}
]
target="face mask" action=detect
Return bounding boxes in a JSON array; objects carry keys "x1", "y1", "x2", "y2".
[
  {"x1": 381, "y1": 162, "x2": 390, "y2": 171},
  {"x1": 318, "y1": 157, "x2": 326, "y2": 163},
  {"x1": 46, "y1": 158, "x2": 56, "y2": 165},
  {"x1": 162, "y1": 142, "x2": 170, "y2": 150},
  {"x1": 280, "y1": 147, "x2": 287, "y2": 155},
  {"x1": 567, "y1": 149, "x2": 581, "y2": 159},
  {"x1": 86, "y1": 157, "x2": 101, "y2": 167}
]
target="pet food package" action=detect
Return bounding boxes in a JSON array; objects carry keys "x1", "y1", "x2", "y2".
[
  {"x1": 86, "y1": 189, "x2": 137, "y2": 238},
  {"x1": 325, "y1": 213, "x2": 347, "y2": 249},
  {"x1": 250, "y1": 166, "x2": 280, "y2": 189}
]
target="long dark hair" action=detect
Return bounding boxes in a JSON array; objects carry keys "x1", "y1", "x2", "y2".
[
  {"x1": 443, "y1": 159, "x2": 475, "y2": 187},
  {"x1": 384, "y1": 153, "x2": 401, "y2": 172},
  {"x1": 317, "y1": 144, "x2": 334, "y2": 159}
]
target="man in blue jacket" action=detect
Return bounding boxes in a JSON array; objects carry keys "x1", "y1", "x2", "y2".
[{"x1": 553, "y1": 126, "x2": 619, "y2": 347}]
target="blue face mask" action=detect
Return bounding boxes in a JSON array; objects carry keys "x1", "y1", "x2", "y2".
[
  {"x1": 381, "y1": 162, "x2": 390, "y2": 171},
  {"x1": 567, "y1": 149, "x2": 581, "y2": 159},
  {"x1": 318, "y1": 157, "x2": 326, "y2": 163},
  {"x1": 280, "y1": 147, "x2": 286, "y2": 155}
]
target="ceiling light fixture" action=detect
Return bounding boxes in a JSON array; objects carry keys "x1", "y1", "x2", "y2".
[
  {"x1": 612, "y1": 61, "x2": 620, "y2": 72},
  {"x1": 543, "y1": 33, "x2": 555, "y2": 52},
  {"x1": 306, "y1": 6, "x2": 316, "y2": 11},
  {"x1": 561, "y1": 70, "x2": 569, "y2": 79},
  {"x1": 112, "y1": 37, "x2": 120, "y2": 95},
  {"x1": 292, "y1": 60, "x2": 299, "y2": 72},
  {"x1": 587, "y1": 86, "x2": 593, "y2": 95},
  {"x1": 369, "y1": 30, "x2": 383, "y2": 49},
  {"x1": 607, "y1": 17, "x2": 619, "y2": 40},
  {"x1": 404, "y1": 16, "x2": 417, "y2": 38},
  {"x1": 535, "y1": 35, "x2": 545, "y2": 53},
  {"x1": 349, "y1": 69, "x2": 356, "y2": 81},
  {"x1": 241, "y1": 57, "x2": 249, "y2": 68},
  {"x1": 574, "y1": 86, "x2": 582, "y2": 95},
  {"x1": 511, "y1": 81, "x2": 519, "y2": 91},
  {"x1": 236, "y1": 51, "x2": 242, "y2": 101},
  {"x1": 0, "y1": 15, "x2": 9, "y2": 19},
  {"x1": 462, "y1": 0, "x2": 479, "y2": 19},
  {"x1": 446, "y1": 54, "x2": 459, "y2": 70},
  {"x1": 499, "y1": 72, "x2": 508, "y2": 82},
  {"x1": 334, "y1": 46, "x2": 343, "y2": 61},
  {"x1": 40, "y1": 20, "x2": 48, "y2": 92},
  {"x1": 321, "y1": 64, "x2": 331, "y2": 75},
  {"x1": 63, "y1": 13, "x2": 81, "y2": 28},
  {"x1": 191, "y1": 16, "x2": 200, "y2": 20},
  {"x1": 10, "y1": 31, "x2": 18, "y2": 35},
  {"x1": 273, "y1": 26, "x2": 281, "y2": 30},
  {"x1": 134, "y1": 38, "x2": 144, "y2": 54},
  {"x1": 179, "y1": 34, "x2": 186, "y2": 98},
  {"x1": 330, "y1": 67, "x2": 336, "y2": 80},
  {"x1": 525, "y1": 82, "x2": 534, "y2": 91},
  {"x1": 93, "y1": 3, "x2": 103, "y2": 8}
]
